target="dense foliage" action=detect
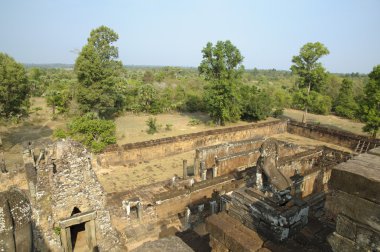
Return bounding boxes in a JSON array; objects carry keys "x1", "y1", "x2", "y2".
[
  {"x1": 2, "y1": 26, "x2": 377, "y2": 152},
  {"x1": 54, "y1": 113, "x2": 116, "y2": 152},
  {"x1": 334, "y1": 79, "x2": 359, "y2": 119},
  {"x1": 0, "y1": 53, "x2": 30, "y2": 118},
  {"x1": 290, "y1": 42, "x2": 330, "y2": 122},
  {"x1": 75, "y1": 26, "x2": 123, "y2": 117},
  {"x1": 199, "y1": 40, "x2": 244, "y2": 125},
  {"x1": 359, "y1": 65, "x2": 380, "y2": 138}
]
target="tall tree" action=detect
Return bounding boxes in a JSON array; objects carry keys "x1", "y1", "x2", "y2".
[
  {"x1": 0, "y1": 53, "x2": 30, "y2": 118},
  {"x1": 74, "y1": 26, "x2": 123, "y2": 117},
  {"x1": 360, "y1": 65, "x2": 380, "y2": 138},
  {"x1": 290, "y1": 42, "x2": 329, "y2": 123},
  {"x1": 334, "y1": 78, "x2": 358, "y2": 119},
  {"x1": 198, "y1": 40, "x2": 244, "y2": 125}
]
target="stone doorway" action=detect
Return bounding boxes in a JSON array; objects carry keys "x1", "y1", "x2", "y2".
[
  {"x1": 60, "y1": 210, "x2": 97, "y2": 252},
  {"x1": 206, "y1": 168, "x2": 213, "y2": 180},
  {"x1": 70, "y1": 222, "x2": 86, "y2": 251}
]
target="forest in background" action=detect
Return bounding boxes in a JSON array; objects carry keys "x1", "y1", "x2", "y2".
[{"x1": 1, "y1": 26, "x2": 378, "y2": 152}]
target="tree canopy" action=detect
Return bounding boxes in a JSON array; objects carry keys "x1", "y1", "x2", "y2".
[
  {"x1": 198, "y1": 40, "x2": 244, "y2": 125},
  {"x1": 334, "y1": 78, "x2": 358, "y2": 119},
  {"x1": 0, "y1": 53, "x2": 30, "y2": 118},
  {"x1": 290, "y1": 42, "x2": 330, "y2": 122},
  {"x1": 74, "y1": 26, "x2": 123, "y2": 117},
  {"x1": 360, "y1": 65, "x2": 380, "y2": 138}
]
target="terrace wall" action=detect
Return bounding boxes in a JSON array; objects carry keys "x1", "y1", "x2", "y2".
[
  {"x1": 287, "y1": 121, "x2": 380, "y2": 150},
  {"x1": 97, "y1": 120, "x2": 287, "y2": 166}
]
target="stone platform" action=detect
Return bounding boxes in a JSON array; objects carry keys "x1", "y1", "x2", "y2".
[{"x1": 326, "y1": 147, "x2": 380, "y2": 252}]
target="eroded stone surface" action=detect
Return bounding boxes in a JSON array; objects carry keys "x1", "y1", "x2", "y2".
[{"x1": 131, "y1": 236, "x2": 194, "y2": 252}]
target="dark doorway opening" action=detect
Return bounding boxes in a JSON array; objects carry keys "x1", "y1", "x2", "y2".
[
  {"x1": 70, "y1": 222, "x2": 86, "y2": 250},
  {"x1": 206, "y1": 168, "x2": 213, "y2": 180},
  {"x1": 69, "y1": 207, "x2": 87, "y2": 251}
]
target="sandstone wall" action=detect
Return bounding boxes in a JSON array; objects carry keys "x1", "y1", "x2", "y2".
[
  {"x1": 326, "y1": 147, "x2": 380, "y2": 251},
  {"x1": 195, "y1": 137, "x2": 264, "y2": 170},
  {"x1": 154, "y1": 175, "x2": 239, "y2": 219},
  {"x1": 98, "y1": 120, "x2": 287, "y2": 166},
  {"x1": 216, "y1": 150, "x2": 260, "y2": 176},
  {"x1": 287, "y1": 121, "x2": 380, "y2": 150},
  {"x1": 206, "y1": 212, "x2": 264, "y2": 252}
]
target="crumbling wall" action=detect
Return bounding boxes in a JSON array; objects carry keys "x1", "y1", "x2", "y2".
[
  {"x1": 196, "y1": 138, "x2": 302, "y2": 172},
  {"x1": 287, "y1": 121, "x2": 380, "y2": 150},
  {"x1": 154, "y1": 175, "x2": 237, "y2": 219},
  {"x1": 25, "y1": 140, "x2": 125, "y2": 251},
  {"x1": 98, "y1": 120, "x2": 287, "y2": 166}
]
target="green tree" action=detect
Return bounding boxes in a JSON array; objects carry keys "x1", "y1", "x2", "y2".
[
  {"x1": 198, "y1": 40, "x2": 244, "y2": 125},
  {"x1": 0, "y1": 53, "x2": 30, "y2": 118},
  {"x1": 142, "y1": 70, "x2": 154, "y2": 83},
  {"x1": 360, "y1": 65, "x2": 380, "y2": 138},
  {"x1": 240, "y1": 85, "x2": 274, "y2": 121},
  {"x1": 137, "y1": 84, "x2": 160, "y2": 113},
  {"x1": 292, "y1": 89, "x2": 332, "y2": 115},
  {"x1": 46, "y1": 80, "x2": 72, "y2": 115},
  {"x1": 334, "y1": 79, "x2": 359, "y2": 119},
  {"x1": 29, "y1": 68, "x2": 44, "y2": 96},
  {"x1": 74, "y1": 26, "x2": 123, "y2": 117},
  {"x1": 55, "y1": 113, "x2": 116, "y2": 152},
  {"x1": 290, "y1": 42, "x2": 330, "y2": 123}
]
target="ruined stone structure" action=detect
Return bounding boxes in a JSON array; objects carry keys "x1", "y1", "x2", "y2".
[
  {"x1": 1, "y1": 119, "x2": 379, "y2": 251},
  {"x1": 23, "y1": 140, "x2": 125, "y2": 251}
]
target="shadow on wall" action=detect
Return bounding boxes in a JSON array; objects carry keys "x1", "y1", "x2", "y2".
[
  {"x1": 0, "y1": 188, "x2": 48, "y2": 251},
  {"x1": 175, "y1": 229, "x2": 211, "y2": 252}
]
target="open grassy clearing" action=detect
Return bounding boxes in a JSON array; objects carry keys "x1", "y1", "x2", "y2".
[{"x1": 115, "y1": 112, "x2": 276, "y2": 145}]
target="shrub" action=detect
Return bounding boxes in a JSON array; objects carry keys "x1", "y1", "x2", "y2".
[
  {"x1": 240, "y1": 85, "x2": 274, "y2": 121},
  {"x1": 146, "y1": 117, "x2": 161, "y2": 134},
  {"x1": 63, "y1": 113, "x2": 116, "y2": 153},
  {"x1": 188, "y1": 118, "x2": 201, "y2": 126},
  {"x1": 165, "y1": 124, "x2": 173, "y2": 131},
  {"x1": 53, "y1": 128, "x2": 67, "y2": 139}
]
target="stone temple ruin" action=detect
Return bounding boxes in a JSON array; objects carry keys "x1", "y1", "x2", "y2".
[{"x1": 1, "y1": 119, "x2": 380, "y2": 251}]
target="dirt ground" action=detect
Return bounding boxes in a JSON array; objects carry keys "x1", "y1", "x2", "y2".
[
  {"x1": 0, "y1": 97, "x2": 66, "y2": 171},
  {"x1": 115, "y1": 112, "x2": 256, "y2": 145},
  {"x1": 95, "y1": 150, "x2": 196, "y2": 193}
]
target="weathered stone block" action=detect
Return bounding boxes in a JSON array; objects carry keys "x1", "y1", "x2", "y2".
[
  {"x1": 356, "y1": 225, "x2": 380, "y2": 251},
  {"x1": 325, "y1": 190, "x2": 380, "y2": 232},
  {"x1": 328, "y1": 232, "x2": 359, "y2": 252},
  {"x1": 330, "y1": 152, "x2": 380, "y2": 204},
  {"x1": 336, "y1": 214, "x2": 356, "y2": 241}
]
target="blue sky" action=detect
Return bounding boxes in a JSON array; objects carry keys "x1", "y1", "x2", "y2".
[{"x1": 0, "y1": 0, "x2": 379, "y2": 73}]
